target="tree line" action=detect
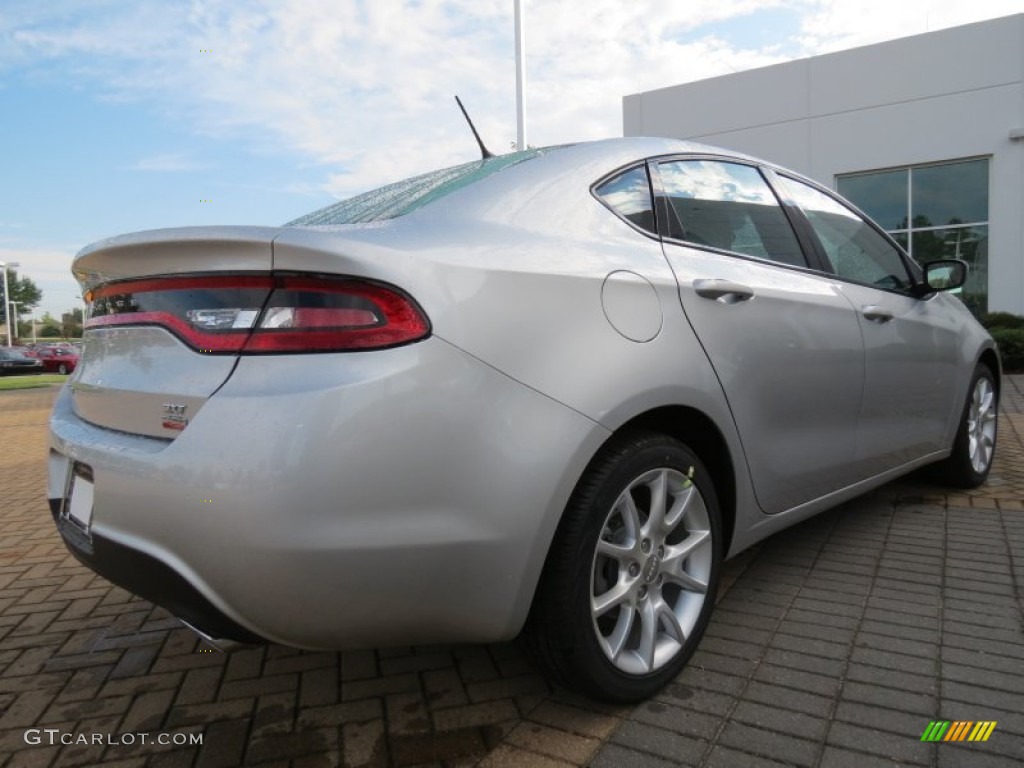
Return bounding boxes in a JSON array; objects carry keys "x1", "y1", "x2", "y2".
[{"x1": 1, "y1": 268, "x2": 83, "y2": 340}]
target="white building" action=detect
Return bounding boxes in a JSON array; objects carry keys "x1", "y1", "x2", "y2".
[{"x1": 623, "y1": 13, "x2": 1024, "y2": 315}]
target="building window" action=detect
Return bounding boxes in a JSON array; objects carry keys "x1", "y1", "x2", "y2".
[{"x1": 836, "y1": 158, "x2": 989, "y2": 313}]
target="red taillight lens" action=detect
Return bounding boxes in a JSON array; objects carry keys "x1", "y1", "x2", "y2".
[
  {"x1": 244, "y1": 277, "x2": 430, "y2": 352},
  {"x1": 84, "y1": 274, "x2": 430, "y2": 354}
]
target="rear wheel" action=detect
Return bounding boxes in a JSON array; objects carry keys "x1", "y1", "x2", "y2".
[
  {"x1": 58, "y1": 363, "x2": 68, "y2": 375},
  {"x1": 524, "y1": 432, "x2": 721, "y2": 702},
  {"x1": 931, "y1": 363, "x2": 998, "y2": 488}
]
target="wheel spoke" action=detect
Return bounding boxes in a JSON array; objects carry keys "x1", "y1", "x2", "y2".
[
  {"x1": 635, "y1": 600, "x2": 658, "y2": 672},
  {"x1": 664, "y1": 569, "x2": 709, "y2": 594},
  {"x1": 662, "y1": 529, "x2": 711, "y2": 595},
  {"x1": 601, "y1": 605, "x2": 636, "y2": 660},
  {"x1": 664, "y1": 484, "x2": 694, "y2": 531},
  {"x1": 596, "y1": 538, "x2": 633, "y2": 562},
  {"x1": 657, "y1": 600, "x2": 687, "y2": 643},
  {"x1": 977, "y1": 435, "x2": 993, "y2": 470},
  {"x1": 592, "y1": 580, "x2": 632, "y2": 617},
  {"x1": 977, "y1": 382, "x2": 994, "y2": 413},
  {"x1": 644, "y1": 470, "x2": 668, "y2": 536},
  {"x1": 662, "y1": 529, "x2": 711, "y2": 569},
  {"x1": 681, "y1": 489, "x2": 708, "y2": 530},
  {"x1": 616, "y1": 492, "x2": 642, "y2": 542}
]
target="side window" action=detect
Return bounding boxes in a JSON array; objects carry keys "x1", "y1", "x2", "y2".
[
  {"x1": 658, "y1": 160, "x2": 806, "y2": 267},
  {"x1": 594, "y1": 166, "x2": 656, "y2": 234},
  {"x1": 777, "y1": 176, "x2": 913, "y2": 291}
]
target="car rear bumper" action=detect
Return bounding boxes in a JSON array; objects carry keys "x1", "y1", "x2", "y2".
[
  {"x1": 48, "y1": 337, "x2": 607, "y2": 649},
  {"x1": 50, "y1": 499, "x2": 264, "y2": 643}
]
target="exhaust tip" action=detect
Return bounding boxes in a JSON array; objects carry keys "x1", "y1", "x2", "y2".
[{"x1": 180, "y1": 619, "x2": 254, "y2": 653}]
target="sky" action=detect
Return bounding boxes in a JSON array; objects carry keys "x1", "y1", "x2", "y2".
[{"x1": 1, "y1": 0, "x2": 1021, "y2": 320}]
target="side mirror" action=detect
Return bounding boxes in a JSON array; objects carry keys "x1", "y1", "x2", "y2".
[{"x1": 916, "y1": 259, "x2": 968, "y2": 296}]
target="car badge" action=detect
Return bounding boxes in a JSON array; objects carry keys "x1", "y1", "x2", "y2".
[{"x1": 161, "y1": 402, "x2": 189, "y2": 431}]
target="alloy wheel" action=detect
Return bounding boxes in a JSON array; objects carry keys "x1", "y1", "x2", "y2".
[
  {"x1": 967, "y1": 376, "x2": 997, "y2": 474},
  {"x1": 590, "y1": 467, "x2": 713, "y2": 675}
]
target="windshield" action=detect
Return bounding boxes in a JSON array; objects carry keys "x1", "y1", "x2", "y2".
[{"x1": 286, "y1": 148, "x2": 552, "y2": 226}]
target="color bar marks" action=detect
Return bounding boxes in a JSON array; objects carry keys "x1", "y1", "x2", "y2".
[{"x1": 921, "y1": 721, "x2": 997, "y2": 742}]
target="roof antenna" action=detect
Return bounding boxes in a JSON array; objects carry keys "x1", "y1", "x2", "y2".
[{"x1": 454, "y1": 95, "x2": 494, "y2": 159}]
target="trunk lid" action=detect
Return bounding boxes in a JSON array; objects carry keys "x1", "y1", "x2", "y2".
[{"x1": 71, "y1": 226, "x2": 279, "y2": 439}]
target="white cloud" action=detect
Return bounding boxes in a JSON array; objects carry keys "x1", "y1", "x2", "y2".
[
  {"x1": 4, "y1": 0, "x2": 1020, "y2": 202},
  {"x1": 0, "y1": 246, "x2": 81, "y2": 319},
  {"x1": 794, "y1": 0, "x2": 1024, "y2": 52},
  {"x1": 127, "y1": 152, "x2": 207, "y2": 172}
]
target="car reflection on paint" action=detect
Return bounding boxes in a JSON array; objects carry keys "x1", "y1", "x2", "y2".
[{"x1": 47, "y1": 138, "x2": 999, "y2": 702}]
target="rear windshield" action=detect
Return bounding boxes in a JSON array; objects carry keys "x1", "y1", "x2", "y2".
[{"x1": 286, "y1": 148, "x2": 551, "y2": 226}]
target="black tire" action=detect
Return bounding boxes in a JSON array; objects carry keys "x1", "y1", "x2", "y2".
[
  {"x1": 523, "y1": 431, "x2": 722, "y2": 703},
  {"x1": 58, "y1": 363, "x2": 68, "y2": 375},
  {"x1": 930, "y1": 363, "x2": 998, "y2": 488}
]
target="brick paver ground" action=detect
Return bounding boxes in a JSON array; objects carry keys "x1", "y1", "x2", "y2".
[{"x1": 1, "y1": 377, "x2": 1022, "y2": 767}]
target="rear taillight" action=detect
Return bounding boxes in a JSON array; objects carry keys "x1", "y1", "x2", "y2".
[{"x1": 84, "y1": 274, "x2": 430, "y2": 353}]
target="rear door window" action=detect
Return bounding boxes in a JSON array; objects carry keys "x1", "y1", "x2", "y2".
[{"x1": 658, "y1": 160, "x2": 806, "y2": 267}]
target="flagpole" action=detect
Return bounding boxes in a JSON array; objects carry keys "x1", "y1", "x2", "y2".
[{"x1": 514, "y1": 0, "x2": 526, "y2": 151}]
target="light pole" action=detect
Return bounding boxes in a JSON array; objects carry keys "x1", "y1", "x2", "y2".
[
  {"x1": 0, "y1": 261, "x2": 20, "y2": 347},
  {"x1": 514, "y1": 0, "x2": 526, "y2": 151},
  {"x1": 8, "y1": 301, "x2": 20, "y2": 343}
]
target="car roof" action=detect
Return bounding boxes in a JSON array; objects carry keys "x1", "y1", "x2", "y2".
[{"x1": 286, "y1": 137, "x2": 772, "y2": 228}]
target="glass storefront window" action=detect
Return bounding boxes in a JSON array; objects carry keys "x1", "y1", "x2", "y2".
[
  {"x1": 836, "y1": 169, "x2": 907, "y2": 230},
  {"x1": 912, "y1": 161, "x2": 988, "y2": 228},
  {"x1": 911, "y1": 225, "x2": 989, "y2": 315},
  {"x1": 836, "y1": 158, "x2": 990, "y2": 314}
]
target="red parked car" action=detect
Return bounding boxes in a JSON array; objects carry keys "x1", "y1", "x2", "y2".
[{"x1": 27, "y1": 346, "x2": 79, "y2": 375}]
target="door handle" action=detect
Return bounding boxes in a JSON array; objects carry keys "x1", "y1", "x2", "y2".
[
  {"x1": 693, "y1": 279, "x2": 755, "y2": 304},
  {"x1": 862, "y1": 305, "x2": 894, "y2": 323}
]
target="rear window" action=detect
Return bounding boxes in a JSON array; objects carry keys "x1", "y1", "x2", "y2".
[{"x1": 287, "y1": 148, "x2": 552, "y2": 226}]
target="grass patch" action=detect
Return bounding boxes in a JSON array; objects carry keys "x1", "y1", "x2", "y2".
[{"x1": 0, "y1": 374, "x2": 67, "y2": 391}]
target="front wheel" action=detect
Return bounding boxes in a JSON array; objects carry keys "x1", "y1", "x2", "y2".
[
  {"x1": 932, "y1": 363, "x2": 998, "y2": 488},
  {"x1": 58, "y1": 363, "x2": 68, "y2": 375},
  {"x1": 524, "y1": 432, "x2": 722, "y2": 702}
]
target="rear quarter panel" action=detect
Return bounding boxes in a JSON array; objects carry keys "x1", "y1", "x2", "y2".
[{"x1": 274, "y1": 142, "x2": 759, "y2": 558}]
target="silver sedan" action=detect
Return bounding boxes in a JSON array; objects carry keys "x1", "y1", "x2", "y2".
[{"x1": 48, "y1": 137, "x2": 998, "y2": 702}]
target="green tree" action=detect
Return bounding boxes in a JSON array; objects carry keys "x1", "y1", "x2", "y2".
[
  {"x1": 39, "y1": 311, "x2": 61, "y2": 337},
  {"x1": 0, "y1": 268, "x2": 43, "y2": 318},
  {"x1": 61, "y1": 307, "x2": 83, "y2": 338}
]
